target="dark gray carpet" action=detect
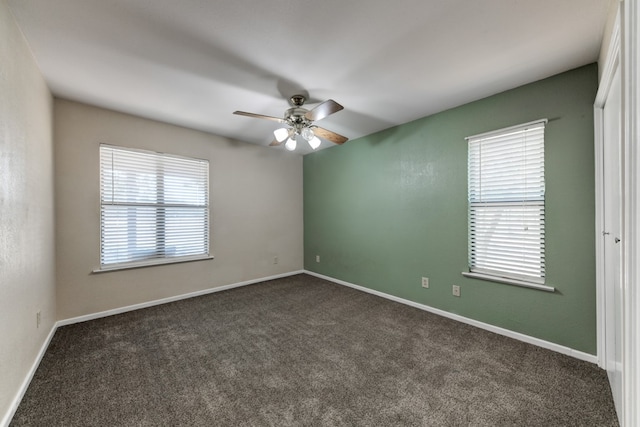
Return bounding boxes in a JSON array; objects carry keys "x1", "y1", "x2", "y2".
[{"x1": 11, "y1": 274, "x2": 618, "y2": 426}]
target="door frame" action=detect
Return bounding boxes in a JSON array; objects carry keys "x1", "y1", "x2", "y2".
[
  {"x1": 620, "y1": 1, "x2": 640, "y2": 426},
  {"x1": 594, "y1": 7, "x2": 620, "y2": 374},
  {"x1": 595, "y1": 2, "x2": 640, "y2": 425}
]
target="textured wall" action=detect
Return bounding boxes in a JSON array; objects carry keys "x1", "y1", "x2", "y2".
[
  {"x1": 0, "y1": 1, "x2": 55, "y2": 423},
  {"x1": 54, "y1": 100, "x2": 303, "y2": 320},
  {"x1": 304, "y1": 64, "x2": 599, "y2": 354}
]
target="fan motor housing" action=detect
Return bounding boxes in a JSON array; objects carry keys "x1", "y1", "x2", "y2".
[{"x1": 285, "y1": 107, "x2": 310, "y2": 126}]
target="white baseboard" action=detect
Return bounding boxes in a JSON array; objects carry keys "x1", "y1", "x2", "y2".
[
  {"x1": 1, "y1": 323, "x2": 57, "y2": 427},
  {"x1": 57, "y1": 270, "x2": 304, "y2": 327},
  {"x1": 2, "y1": 270, "x2": 304, "y2": 427},
  {"x1": 304, "y1": 270, "x2": 598, "y2": 365}
]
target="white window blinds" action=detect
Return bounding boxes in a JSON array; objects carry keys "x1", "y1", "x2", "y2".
[
  {"x1": 99, "y1": 145, "x2": 209, "y2": 268},
  {"x1": 467, "y1": 120, "x2": 546, "y2": 284}
]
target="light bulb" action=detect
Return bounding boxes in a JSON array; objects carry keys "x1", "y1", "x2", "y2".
[
  {"x1": 273, "y1": 127, "x2": 289, "y2": 142},
  {"x1": 301, "y1": 127, "x2": 314, "y2": 141},
  {"x1": 285, "y1": 137, "x2": 297, "y2": 151},
  {"x1": 308, "y1": 136, "x2": 321, "y2": 150}
]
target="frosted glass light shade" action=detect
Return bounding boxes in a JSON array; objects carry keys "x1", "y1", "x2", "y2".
[
  {"x1": 274, "y1": 127, "x2": 289, "y2": 142},
  {"x1": 308, "y1": 136, "x2": 321, "y2": 150},
  {"x1": 285, "y1": 137, "x2": 297, "y2": 151}
]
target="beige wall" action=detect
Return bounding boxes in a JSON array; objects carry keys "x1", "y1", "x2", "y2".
[
  {"x1": 54, "y1": 99, "x2": 303, "y2": 320},
  {"x1": 0, "y1": 0, "x2": 55, "y2": 423}
]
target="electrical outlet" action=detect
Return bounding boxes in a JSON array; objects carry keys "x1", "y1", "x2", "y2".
[
  {"x1": 273, "y1": 256, "x2": 278, "y2": 265},
  {"x1": 452, "y1": 285, "x2": 461, "y2": 297},
  {"x1": 36, "y1": 311, "x2": 41, "y2": 328},
  {"x1": 421, "y1": 277, "x2": 429, "y2": 288},
  {"x1": 316, "y1": 255, "x2": 320, "y2": 263}
]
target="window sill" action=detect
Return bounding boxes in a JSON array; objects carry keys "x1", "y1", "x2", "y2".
[
  {"x1": 92, "y1": 255, "x2": 214, "y2": 274},
  {"x1": 461, "y1": 272, "x2": 555, "y2": 292}
]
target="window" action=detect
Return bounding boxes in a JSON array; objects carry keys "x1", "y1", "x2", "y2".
[
  {"x1": 465, "y1": 119, "x2": 547, "y2": 289},
  {"x1": 99, "y1": 145, "x2": 210, "y2": 270}
]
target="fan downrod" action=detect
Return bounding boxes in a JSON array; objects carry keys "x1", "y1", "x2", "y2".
[{"x1": 290, "y1": 95, "x2": 306, "y2": 107}]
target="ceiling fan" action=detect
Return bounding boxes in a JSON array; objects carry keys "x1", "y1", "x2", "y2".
[{"x1": 233, "y1": 95, "x2": 348, "y2": 151}]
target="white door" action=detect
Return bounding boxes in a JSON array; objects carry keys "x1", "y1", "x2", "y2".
[{"x1": 602, "y1": 66, "x2": 623, "y2": 418}]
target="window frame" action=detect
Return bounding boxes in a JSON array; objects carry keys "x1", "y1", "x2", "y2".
[
  {"x1": 462, "y1": 119, "x2": 554, "y2": 292},
  {"x1": 95, "y1": 144, "x2": 212, "y2": 273}
]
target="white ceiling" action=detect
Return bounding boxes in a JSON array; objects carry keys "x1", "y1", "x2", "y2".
[{"x1": 8, "y1": 0, "x2": 610, "y2": 154}]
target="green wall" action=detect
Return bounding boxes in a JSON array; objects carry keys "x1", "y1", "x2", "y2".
[{"x1": 304, "y1": 64, "x2": 599, "y2": 354}]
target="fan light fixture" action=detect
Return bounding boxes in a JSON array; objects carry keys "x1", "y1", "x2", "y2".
[
  {"x1": 285, "y1": 136, "x2": 297, "y2": 151},
  {"x1": 274, "y1": 128, "x2": 289, "y2": 143},
  {"x1": 275, "y1": 126, "x2": 322, "y2": 150},
  {"x1": 301, "y1": 127, "x2": 314, "y2": 141},
  {"x1": 234, "y1": 95, "x2": 348, "y2": 151},
  {"x1": 308, "y1": 136, "x2": 321, "y2": 150},
  {"x1": 301, "y1": 127, "x2": 321, "y2": 150}
]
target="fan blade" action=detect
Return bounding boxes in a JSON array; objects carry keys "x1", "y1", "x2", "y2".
[
  {"x1": 269, "y1": 139, "x2": 283, "y2": 146},
  {"x1": 233, "y1": 111, "x2": 286, "y2": 124},
  {"x1": 304, "y1": 99, "x2": 344, "y2": 122},
  {"x1": 313, "y1": 127, "x2": 348, "y2": 145}
]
